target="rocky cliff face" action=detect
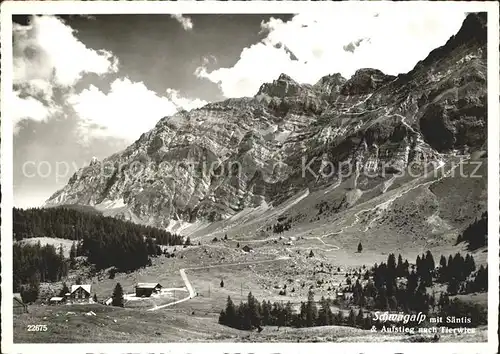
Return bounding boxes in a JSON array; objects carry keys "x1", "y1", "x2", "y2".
[{"x1": 45, "y1": 13, "x2": 487, "y2": 233}]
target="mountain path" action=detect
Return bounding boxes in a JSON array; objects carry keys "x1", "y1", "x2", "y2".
[
  {"x1": 147, "y1": 154, "x2": 468, "y2": 311},
  {"x1": 147, "y1": 256, "x2": 291, "y2": 311}
]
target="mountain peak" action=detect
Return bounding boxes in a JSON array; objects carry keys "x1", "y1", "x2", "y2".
[
  {"x1": 340, "y1": 68, "x2": 396, "y2": 95},
  {"x1": 277, "y1": 73, "x2": 295, "y2": 82},
  {"x1": 351, "y1": 68, "x2": 387, "y2": 78},
  {"x1": 45, "y1": 12, "x2": 487, "y2": 233},
  {"x1": 456, "y1": 12, "x2": 487, "y2": 43},
  {"x1": 314, "y1": 73, "x2": 346, "y2": 86},
  {"x1": 256, "y1": 73, "x2": 303, "y2": 98},
  {"x1": 403, "y1": 12, "x2": 487, "y2": 80},
  {"x1": 313, "y1": 73, "x2": 347, "y2": 99},
  {"x1": 89, "y1": 156, "x2": 99, "y2": 166}
]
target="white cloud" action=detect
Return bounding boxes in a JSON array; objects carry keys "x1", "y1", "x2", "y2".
[
  {"x1": 171, "y1": 14, "x2": 194, "y2": 31},
  {"x1": 166, "y1": 88, "x2": 208, "y2": 111},
  {"x1": 12, "y1": 91, "x2": 59, "y2": 125},
  {"x1": 14, "y1": 15, "x2": 118, "y2": 87},
  {"x1": 196, "y1": 9, "x2": 468, "y2": 98},
  {"x1": 13, "y1": 15, "x2": 119, "y2": 127},
  {"x1": 68, "y1": 78, "x2": 207, "y2": 141},
  {"x1": 13, "y1": 15, "x2": 207, "y2": 143}
]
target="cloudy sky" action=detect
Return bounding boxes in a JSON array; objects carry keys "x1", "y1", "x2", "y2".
[{"x1": 12, "y1": 10, "x2": 468, "y2": 208}]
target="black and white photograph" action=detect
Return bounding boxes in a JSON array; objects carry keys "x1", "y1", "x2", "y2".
[{"x1": 1, "y1": 1, "x2": 498, "y2": 352}]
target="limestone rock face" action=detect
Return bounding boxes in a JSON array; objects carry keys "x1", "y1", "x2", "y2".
[
  {"x1": 257, "y1": 74, "x2": 305, "y2": 98},
  {"x1": 45, "y1": 13, "x2": 487, "y2": 230},
  {"x1": 340, "y1": 69, "x2": 396, "y2": 96}
]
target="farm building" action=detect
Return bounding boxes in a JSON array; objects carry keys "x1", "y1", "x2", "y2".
[
  {"x1": 49, "y1": 296, "x2": 65, "y2": 305},
  {"x1": 135, "y1": 283, "x2": 163, "y2": 297},
  {"x1": 13, "y1": 293, "x2": 27, "y2": 314},
  {"x1": 70, "y1": 284, "x2": 92, "y2": 302}
]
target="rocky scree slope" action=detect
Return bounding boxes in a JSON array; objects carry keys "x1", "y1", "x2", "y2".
[{"x1": 45, "y1": 13, "x2": 487, "y2": 235}]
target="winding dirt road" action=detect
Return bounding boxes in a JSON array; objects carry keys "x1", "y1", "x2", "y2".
[
  {"x1": 147, "y1": 256, "x2": 291, "y2": 311},
  {"x1": 147, "y1": 154, "x2": 468, "y2": 311}
]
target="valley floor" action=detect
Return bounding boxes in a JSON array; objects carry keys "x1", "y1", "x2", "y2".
[
  {"x1": 13, "y1": 303, "x2": 488, "y2": 343},
  {"x1": 13, "y1": 155, "x2": 489, "y2": 343},
  {"x1": 13, "y1": 230, "x2": 488, "y2": 343}
]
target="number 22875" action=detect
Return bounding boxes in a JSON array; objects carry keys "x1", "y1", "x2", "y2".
[{"x1": 27, "y1": 324, "x2": 48, "y2": 332}]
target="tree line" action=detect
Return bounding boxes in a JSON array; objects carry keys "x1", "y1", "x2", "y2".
[
  {"x1": 264, "y1": 216, "x2": 292, "y2": 235},
  {"x1": 347, "y1": 251, "x2": 487, "y2": 313},
  {"x1": 436, "y1": 252, "x2": 487, "y2": 295},
  {"x1": 13, "y1": 207, "x2": 183, "y2": 246},
  {"x1": 456, "y1": 211, "x2": 487, "y2": 250},
  {"x1": 218, "y1": 290, "x2": 486, "y2": 332},
  {"x1": 14, "y1": 207, "x2": 185, "y2": 272},
  {"x1": 219, "y1": 248, "x2": 488, "y2": 332},
  {"x1": 13, "y1": 242, "x2": 68, "y2": 302}
]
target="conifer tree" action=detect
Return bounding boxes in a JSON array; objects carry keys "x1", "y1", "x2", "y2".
[
  {"x1": 261, "y1": 300, "x2": 271, "y2": 325},
  {"x1": 70, "y1": 241, "x2": 76, "y2": 267},
  {"x1": 305, "y1": 290, "x2": 318, "y2": 327},
  {"x1": 224, "y1": 296, "x2": 237, "y2": 327},
  {"x1": 439, "y1": 255, "x2": 447, "y2": 269},
  {"x1": 317, "y1": 296, "x2": 332, "y2": 326},
  {"x1": 218, "y1": 309, "x2": 227, "y2": 325},
  {"x1": 21, "y1": 271, "x2": 40, "y2": 303},
  {"x1": 112, "y1": 283, "x2": 124, "y2": 307},
  {"x1": 396, "y1": 254, "x2": 404, "y2": 276},
  {"x1": 13, "y1": 206, "x2": 184, "y2": 274},
  {"x1": 438, "y1": 255, "x2": 447, "y2": 281},
  {"x1": 425, "y1": 250, "x2": 435, "y2": 270},
  {"x1": 357, "y1": 242, "x2": 363, "y2": 253},
  {"x1": 416, "y1": 255, "x2": 422, "y2": 275},
  {"x1": 298, "y1": 302, "x2": 307, "y2": 327},
  {"x1": 247, "y1": 292, "x2": 261, "y2": 329},
  {"x1": 59, "y1": 282, "x2": 70, "y2": 297},
  {"x1": 58, "y1": 243, "x2": 64, "y2": 259},
  {"x1": 387, "y1": 253, "x2": 397, "y2": 282},
  {"x1": 403, "y1": 260, "x2": 410, "y2": 276}
]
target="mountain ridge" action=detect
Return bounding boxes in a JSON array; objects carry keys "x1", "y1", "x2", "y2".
[{"x1": 45, "y1": 13, "x2": 487, "y2": 245}]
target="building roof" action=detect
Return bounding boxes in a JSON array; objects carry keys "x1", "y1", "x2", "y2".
[
  {"x1": 136, "y1": 283, "x2": 162, "y2": 289},
  {"x1": 71, "y1": 284, "x2": 91, "y2": 294},
  {"x1": 13, "y1": 293, "x2": 22, "y2": 301},
  {"x1": 50, "y1": 297, "x2": 64, "y2": 301}
]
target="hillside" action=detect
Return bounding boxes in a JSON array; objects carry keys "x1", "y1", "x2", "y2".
[{"x1": 13, "y1": 207, "x2": 184, "y2": 274}]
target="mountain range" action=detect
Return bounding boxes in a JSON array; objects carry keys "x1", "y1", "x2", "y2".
[{"x1": 44, "y1": 13, "x2": 488, "y2": 248}]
